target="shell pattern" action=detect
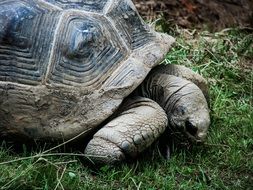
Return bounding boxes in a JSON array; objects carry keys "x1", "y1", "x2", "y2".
[
  {"x1": 0, "y1": 0, "x2": 157, "y2": 87},
  {"x1": 0, "y1": 0, "x2": 174, "y2": 140}
]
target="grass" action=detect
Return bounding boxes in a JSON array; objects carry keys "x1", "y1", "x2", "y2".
[{"x1": 0, "y1": 28, "x2": 252, "y2": 189}]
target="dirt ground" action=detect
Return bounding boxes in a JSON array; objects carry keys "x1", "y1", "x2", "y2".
[{"x1": 133, "y1": 0, "x2": 253, "y2": 31}]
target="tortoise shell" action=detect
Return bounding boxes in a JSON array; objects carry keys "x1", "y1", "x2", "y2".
[{"x1": 0, "y1": 0, "x2": 174, "y2": 140}]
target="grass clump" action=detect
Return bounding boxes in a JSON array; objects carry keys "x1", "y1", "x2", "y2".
[{"x1": 0, "y1": 28, "x2": 252, "y2": 189}]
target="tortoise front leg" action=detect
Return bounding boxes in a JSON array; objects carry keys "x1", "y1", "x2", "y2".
[{"x1": 84, "y1": 97, "x2": 168, "y2": 164}]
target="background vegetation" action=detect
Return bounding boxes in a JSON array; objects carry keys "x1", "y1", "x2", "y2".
[{"x1": 0, "y1": 26, "x2": 252, "y2": 189}]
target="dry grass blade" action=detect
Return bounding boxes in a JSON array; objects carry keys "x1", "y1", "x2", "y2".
[{"x1": 54, "y1": 166, "x2": 67, "y2": 190}]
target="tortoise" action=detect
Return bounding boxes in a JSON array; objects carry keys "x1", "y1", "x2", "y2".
[{"x1": 0, "y1": 0, "x2": 210, "y2": 164}]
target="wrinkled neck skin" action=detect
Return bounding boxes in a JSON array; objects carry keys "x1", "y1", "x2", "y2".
[{"x1": 137, "y1": 73, "x2": 210, "y2": 143}]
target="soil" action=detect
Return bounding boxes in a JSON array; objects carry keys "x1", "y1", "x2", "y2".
[{"x1": 133, "y1": 0, "x2": 253, "y2": 31}]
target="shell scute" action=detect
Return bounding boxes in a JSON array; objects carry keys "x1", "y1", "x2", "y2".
[
  {"x1": 106, "y1": 0, "x2": 155, "y2": 50},
  {"x1": 44, "y1": 0, "x2": 109, "y2": 12},
  {"x1": 0, "y1": 0, "x2": 61, "y2": 85},
  {"x1": 46, "y1": 12, "x2": 128, "y2": 88}
]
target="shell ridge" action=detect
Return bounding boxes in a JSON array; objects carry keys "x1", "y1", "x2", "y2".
[
  {"x1": 36, "y1": 0, "x2": 63, "y2": 10},
  {"x1": 103, "y1": 0, "x2": 115, "y2": 14},
  {"x1": 43, "y1": 11, "x2": 65, "y2": 85}
]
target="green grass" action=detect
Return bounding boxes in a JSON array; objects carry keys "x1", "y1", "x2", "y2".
[{"x1": 0, "y1": 28, "x2": 252, "y2": 189}]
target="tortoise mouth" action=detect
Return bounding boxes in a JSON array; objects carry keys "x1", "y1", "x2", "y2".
[
  {"x1": 184, "y1": 118, "x2": 208, "y2": 143},
  {"x1": 185, "y1": 129, "x2": 207, "y2": 143},
  {"x1": 185, "y1": 120, "x2": 198, "y2": 136},
  {"x1": 185, "y1": 131, "x2": 205, "y2": 143}
]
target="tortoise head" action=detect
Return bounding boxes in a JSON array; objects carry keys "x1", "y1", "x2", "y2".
[{"x1": 169, "y1": 88, "x2": 210, "y2": 143}]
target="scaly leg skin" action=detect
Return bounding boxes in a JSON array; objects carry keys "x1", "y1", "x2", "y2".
[{"x1": 84, "y1": 97, "x2": 168, "y2": 164}]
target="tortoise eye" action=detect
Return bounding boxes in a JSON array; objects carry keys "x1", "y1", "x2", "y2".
[{"x1": 174, "y1": 105, "x2": 186, "y2": 115}]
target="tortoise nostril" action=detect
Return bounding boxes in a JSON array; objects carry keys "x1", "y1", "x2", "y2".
[{"x1": 185, "y1": 120, "x2": 198, "y2": 136}]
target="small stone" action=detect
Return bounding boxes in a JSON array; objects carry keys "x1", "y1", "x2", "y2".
[{"x1": 68, "y1": 172, "x2": 76, "y2": 179}]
